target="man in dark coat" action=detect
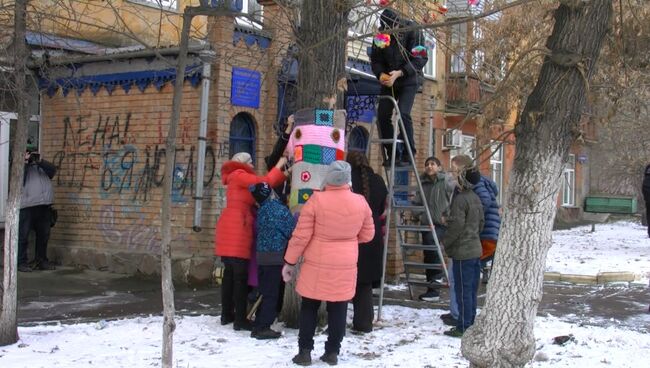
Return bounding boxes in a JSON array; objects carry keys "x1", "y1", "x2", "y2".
[
  {"x1": 642, "y1": 164, "x2": 650, "y2": 237},
  {"x1": 19, "y1": 142, "x2": 57, "y2": 272},
  {"x1": 370, "y1": 8, "x2": 428, "y2": 166}
]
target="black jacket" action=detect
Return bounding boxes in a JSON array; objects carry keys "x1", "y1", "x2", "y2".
[
  {"x1": 370, "y1": 10, "x2": 428, "y2": 88},
  {"x1": 264, "y1": 132, "x2": 291, "y2": 204},
  {"x1": 643, "y1": 164, "x2": 650, "y2": 202},
  {"x1": 351, "y1": 167, "x2": 388, "y2": 285}
]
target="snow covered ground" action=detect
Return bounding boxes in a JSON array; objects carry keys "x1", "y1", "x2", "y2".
[
  {"x1": 2, "y1": 220, "x2": 649, "y2": 367},
  {"x1": 546, "y1": 221, "x2": 650, "y2": 283},
  {"x1": 2, "y1": 306, "x2": 649, "y2": 368}
]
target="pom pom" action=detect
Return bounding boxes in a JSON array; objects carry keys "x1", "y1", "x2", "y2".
[
  {"x1": 410, "y1": 45, "x2": 427, "y2": 57},
  {"x1": 373, "y1": 33, "x2": 391, "y2": 49}
]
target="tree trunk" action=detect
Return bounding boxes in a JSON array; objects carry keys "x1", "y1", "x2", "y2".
[
  {"x1": 0, "y1": 0, "x2": 28, "y2": 346},
  {"x1": 462, "y1": 1, "x2": 612, "y2": 367},
  {"x1": 159, "y1": 10, "x2": 194, "y2": 368},
  {"x1": 280, "y1": 0, "x2": 352, "y2": 328},
  {"x1": 296, "y1": 0, "x2": 350, "y2": 110}
]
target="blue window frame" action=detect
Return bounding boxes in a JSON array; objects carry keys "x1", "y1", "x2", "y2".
[{"x1": 229, "y1": 113, "x2": 256, "y2": 161}]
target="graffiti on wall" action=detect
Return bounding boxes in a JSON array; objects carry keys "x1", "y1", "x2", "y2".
[
  {"x1": 98, "y1": 204, "x2": 188, "y2": 252},
  {"x1": 53, "y1": 112, "x2": 220, "y2": 203}
]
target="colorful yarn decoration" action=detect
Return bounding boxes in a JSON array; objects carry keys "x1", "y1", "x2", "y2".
[
  {"x1": 468, "y1": 0, "x2": 480, "y2": 6},
  {"x1": 373, "y1": 33, "x2": 391, "y2": 49},
  {"x1": 300, "y1": 171, "x2": 311, "y2": 182},
  {"x1": 331, "y1": 129, "x2": 341, "y2": 143},
  {"x1": 411, "y1": 45, "x2": 427, "y2": 58},
  {"x1": 437, "y1": 5, "x2": 448, "y2": 14}
]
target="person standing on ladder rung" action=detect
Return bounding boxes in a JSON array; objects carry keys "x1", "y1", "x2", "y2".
[
  {"x1": 370, "y1": 8, "x2": 428, "y2": 166},
  {"x1": 412, "y1": 156, "x2": 454, "y2": 301}
]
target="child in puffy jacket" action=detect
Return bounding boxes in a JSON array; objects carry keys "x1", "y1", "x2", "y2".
[{"x1": 249, "y1": 182, "x2": 296, "y2": 339}]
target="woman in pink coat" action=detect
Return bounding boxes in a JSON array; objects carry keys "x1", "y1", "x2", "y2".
[{"x1": 283, "y1": 161, "x2": 375, "y2": 366}]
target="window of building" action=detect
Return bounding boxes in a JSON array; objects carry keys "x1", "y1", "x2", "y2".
[
  {"x1": 450, "y1": 23, "x2": 467, "y2": 74},
  {"x1": 490, "y1": 141, "x2": 503, "y2": 204},
  {"x1": 229, "y1": 113, "x2": 256, "y2": 161},
  {"x1": 561, "y1": 154, "x2": 576, "y2": 206},
  {"x1": 349, "y1": 6, "x2": 379, "y2": 37},
  {"x1": 423, "y1": 33, "x2": 437, "y2": 79},
  {"x1": 347, "y1": 126, "x2": 369, "y2": 153},
  {"x1": 236, "y1": 0, "x2": 263, "y2": 28},
  {"x1": 471, "y1": 24, "x2": 484, "y2": 75}
]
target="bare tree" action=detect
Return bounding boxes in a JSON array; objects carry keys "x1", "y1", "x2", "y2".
[
  {"x1": 0, "y1": 0, "x2": 28, "y2": 346},
  {"x1": 461, "y1": 1, "x2": 613, "y2": 367}
]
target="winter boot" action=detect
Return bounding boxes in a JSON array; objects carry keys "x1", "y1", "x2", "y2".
[
  {"x1": 233, "y1": 320, "x2": 253, "y2": 331},
  {"x1": 319, "y1": 351, "x2": 338, "y2": 365},
  {"x1": 292, "y1": 349, "x2": 312, "y2": 366},
  {"x1": 252, "y1": 327, "x2": 281, "y2": 340}
]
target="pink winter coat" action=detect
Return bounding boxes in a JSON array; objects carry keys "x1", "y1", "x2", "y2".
[{"x1": 284, "y1": 184, "x2": 375, "y2": 302}]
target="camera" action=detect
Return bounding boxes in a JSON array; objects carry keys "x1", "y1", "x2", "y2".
[{"x1": 28, "y1": 153, "x2": 40, "y2": 163}]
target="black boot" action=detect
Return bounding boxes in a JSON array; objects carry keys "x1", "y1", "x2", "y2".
[
  {"x1": 292, "y1": 349, "x2": 312, "y2": 366},
  {"x1": 251, "y1": 327, "x2": 281, "y2": 340},
  {"x1": 320, "y1": 351, "x2": 338, "y2": 365},
  {"x1": 233, "y1": 320, "x2": 253, "y2": 331}
]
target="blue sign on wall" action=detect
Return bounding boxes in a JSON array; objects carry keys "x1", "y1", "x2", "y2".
[{"x1": 231, "y1": 67, "x2": 261, "y2": 108}]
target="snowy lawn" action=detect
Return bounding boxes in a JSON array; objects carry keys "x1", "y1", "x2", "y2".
[
  {"x1": 546, "y1": 221, "x2": 650, "y2": 283},
  {"x1": 2, "y1": 306, "x2": 649, "y2": 368}
]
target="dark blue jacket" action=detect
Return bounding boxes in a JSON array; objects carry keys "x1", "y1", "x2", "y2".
[
  {"x1": 254, "y1": 198, "x2": 296, "y2": 265},
  {"x1": 472, "y1": 176, "x2": 501, "y2": 241}
]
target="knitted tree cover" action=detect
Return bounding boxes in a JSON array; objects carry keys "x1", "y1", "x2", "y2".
[{"x1": 284, "y1": 108, "x2": 347, "y2": 215}]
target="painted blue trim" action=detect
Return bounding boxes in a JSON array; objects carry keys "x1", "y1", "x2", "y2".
[
  {"x1": 39, "y1": 64, "x2": 203, "y2": 97},
  {"x1": 233, "y1": 30, "x2": 271, "y2": 49}
]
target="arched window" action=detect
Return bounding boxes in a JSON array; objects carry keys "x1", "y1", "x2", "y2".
[
  {"x1": 229, "y1": 113, "x2": 256, "y2": 161},
  {"x1": 347, "y1": 126, "x2": 369, "y2": 153}
]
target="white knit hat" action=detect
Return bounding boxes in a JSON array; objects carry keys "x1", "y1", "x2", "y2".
[{"x1": 231, "y1": 152, "x2": 253, "y2": 165}]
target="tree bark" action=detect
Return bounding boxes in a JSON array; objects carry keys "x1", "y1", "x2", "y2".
[
  {"x1": 296, "y1": 0, "x2": 350, "y2": 110},
  {"x1": 0, "y1": 0, "x2": 28, "y2": 347},
  {"x1": 159, "y1": 10, "x2": 195, "y2": 368},
  {"x1": 462, "y1": 1, "x2": 613, "y2": 367},
  {"x1": 280, "y1": 0, "x2": 352, "y2": 328}
]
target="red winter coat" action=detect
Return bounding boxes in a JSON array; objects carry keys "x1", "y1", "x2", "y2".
[
  {"x1": 284, "y1": 185, "x2": 375, "y2": 302},
  {"x1": 214, "y1": 161, "x2": 286, "y2": 260}
]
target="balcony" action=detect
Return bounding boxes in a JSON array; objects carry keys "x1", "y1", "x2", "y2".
[{"x1": 445, "y1": 73, "x2": 495, "y2": 113}]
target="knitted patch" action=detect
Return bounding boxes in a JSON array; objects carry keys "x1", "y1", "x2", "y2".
[
  {"x1": 294, "y1": 128, "x2": 302, "y2": 140},
  {"x1": 322, "y1": 147, "x2": 336, "y2": 165},
  {"x1": 298, "y1": 188, "x2": 313, "y2": 204},
  {"x1": 315, "y1": 109, "x2": 334, "y2": 127},
  {"x1": 331, "y1": 129, "x2": 341, "y2": 144},
  {"x1": 302, "y1": 144, "x2": 322, "y2": 164},
  {"x1": 411, "y1": 45, "x2": 427, "y2": 58},
  {"x1": 294, "y1": 145, "x2": 303, "y2": 162},
  {"x1": 300, "y1": 171, "x2": 311, "y2": 182},
  {"x1": 336, "y1": 149, "x2": 345, "y2": 160}
]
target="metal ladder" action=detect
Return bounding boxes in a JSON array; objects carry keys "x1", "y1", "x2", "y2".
[{"x1": 370, "y1": 95, "x2": 449, "y2": 319}]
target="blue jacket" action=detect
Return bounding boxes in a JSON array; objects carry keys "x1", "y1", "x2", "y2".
[
  {"x1": 254, "y1": 198, "x2": 296, "y2": 265},
  {"x1": 472, "y1": 176, "x2": 501, "y2": 241}
]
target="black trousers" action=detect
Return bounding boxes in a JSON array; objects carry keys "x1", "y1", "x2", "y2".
[
  {"x1": 352, "y1": 281, "x2": 373, "y2": 332},
  {"x1": 221, "y1": 257, "x2": 249, "y2": 325},
  {"x1": 18, "y1": 205, "x2": 52, "y2": 265},
  {"x1": 646, "y1": 201, "x2": 650, "y2": 237},
  {"x1": 422, "y1": 225, "x2": 447, "y2": 285},
  {"x1": 298, "y1": 297, "x2": 347, "y2": 354},
  {"x1": 376, "y1": 85, "x2": 418, "y2": 161},
  {"x1": 254, "y1": 265, "x2": 282, "y2": 330}
]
